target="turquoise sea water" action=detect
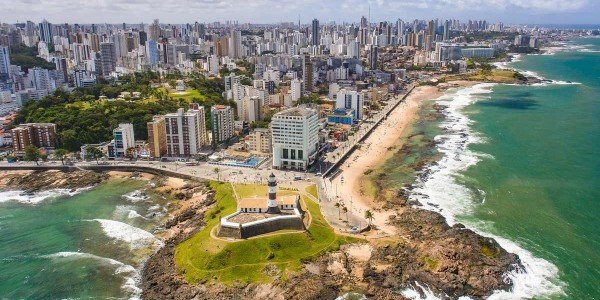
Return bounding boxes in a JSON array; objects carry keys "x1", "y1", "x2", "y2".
[
  {"x1": 0, "y1": 179, "x2": 168, "y2": 299},
  {"x1": 410, "y1": 38, "x2": 599, "y2": 299}
]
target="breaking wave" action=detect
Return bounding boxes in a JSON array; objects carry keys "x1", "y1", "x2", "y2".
[
  {"x1": 404, "y1": 84, "x2": 565, "y2": 299},
  {"x1": 93, "y1": 219, "x2": 163, "y2": 250},
  {"x1": 43, "y1": 251, "x2": 141, "y2": 298},
  {"x1": 0, "y1": 188, "x2": 91, "y2": 205}
]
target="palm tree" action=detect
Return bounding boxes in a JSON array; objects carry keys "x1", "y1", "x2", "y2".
[
  {"x1": 364, "y1": 210, "x2": 374, "y2": 226},
  {"x1": 342, "y1": 206, "x2": 348, "y2": 222},
  {"x1": 334, "y1": 202, "x2": 341, "y2": 219},
  {"x1": 24, "y1": 145, "x2": 41, "y2": 165},
  {"x1": 213, "y1": 167, "x2": 220, "y2": 181},
  {"x1": 53, "y1": 149, "x2": 69, "y2": 165}
]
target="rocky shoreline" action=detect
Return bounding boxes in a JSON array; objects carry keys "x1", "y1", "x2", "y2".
[
  {"x1": 0, "y1": 169, "x2": 523, "y2": 299},
  {"x1": 140, "y1": 191, "x2": 521, "y2": 300},
  {"x1": 0, "y1": 170, "x2": 107, "y2": 192}
]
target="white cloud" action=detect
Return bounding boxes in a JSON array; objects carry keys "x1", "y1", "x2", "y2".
[{"x1": 1, "y1": 0, "x2": 595, "y2": 24}]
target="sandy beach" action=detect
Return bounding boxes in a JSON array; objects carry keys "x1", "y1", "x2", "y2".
[{"x1": 329, "y1": 82, "x2": 473, "y2": 235}]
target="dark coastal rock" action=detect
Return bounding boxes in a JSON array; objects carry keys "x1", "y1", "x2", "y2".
[
  {"x1": 1, "y1": 170, "x2": 107, "y2": 192},
  {"x1": 141, "y1": 184, "x2": 521, "y2": 300},
  {"x1": 384, "y1": 208, "x2": 522, "y2": 299}
]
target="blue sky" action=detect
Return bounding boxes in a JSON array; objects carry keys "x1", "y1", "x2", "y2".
[{"x1": 3, "y1": 0, "x2": 599, "y2": 25}]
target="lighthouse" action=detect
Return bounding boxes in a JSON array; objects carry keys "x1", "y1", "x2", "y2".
[{"x1": 266, "y1": 173, "x2": 281, "y2": 214}]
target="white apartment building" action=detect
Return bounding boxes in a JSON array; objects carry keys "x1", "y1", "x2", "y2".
[
  {"x1": 164, "y1": 107, "x2": 208, "y2": 157},
  {"x1": 290, "y1": 78, "x2": 302, "y2": 102},
  {"x1": 224, "y1": 74, "x2": 241, "y2": 100},
  {"x1": 211, "y1": 105, "x2": 234, "y2": 145},
  {"x1": 113, "y1": 123, "x2": 135, "y2": 158},
  {"x1": 271, "y1": 106, "x2": 319, "y2": 170},
  {"x1": 336, "y1": 89, "x2": 364, "y2": 120}
]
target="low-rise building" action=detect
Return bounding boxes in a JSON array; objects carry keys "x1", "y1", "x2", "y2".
[{"x1": 246, "y1": 128, "x2": 272, "y2": 154}]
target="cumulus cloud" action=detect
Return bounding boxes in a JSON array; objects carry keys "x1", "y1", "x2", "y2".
[{"x1": 1, "y1": 0, "x2": 595, "y2": 24}]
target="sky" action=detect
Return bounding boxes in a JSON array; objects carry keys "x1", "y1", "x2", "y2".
[{"x1": 2, "y1": 0, "x2": 599, "y2": 25}]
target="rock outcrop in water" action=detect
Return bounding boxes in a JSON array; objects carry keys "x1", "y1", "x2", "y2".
[{"x1": 0, "y1": 170, "x2": 107, "y2": 192}]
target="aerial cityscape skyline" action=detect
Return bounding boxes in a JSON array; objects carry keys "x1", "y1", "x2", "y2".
[
  {"x1": 3, "y1": 0, "x2": 600, "y2": 24},
  {"x1": 0, "y1": 0, "x2": 598, "y2": 299}
]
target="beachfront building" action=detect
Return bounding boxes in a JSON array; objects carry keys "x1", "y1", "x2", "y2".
[
  {"x1": 147, "y1": 115, "x2": 167, "y2": 159},
  {"x1": 246, "y1": 128, "x2": 272, "y2": 154},
  {"x1": 327, "y1": 108, "x2": 355, "y2": 125},
  {"x1": 210, "y1": 105, "x2": 234, "y2": 145},
  {"x1": 11, "y1": 123, "x2": 57, "y2": 156},
  {"x1": 336, "y1": 89, "x2": 364, "y2": 120},
  {"x1": 271, "y1": 105, "x2": 319, "y2": 170},
  {"x1": 111, "y1": 123, "x2": 135, "y2": 158},
  {"x1": 164, "y1": 106, "x2": 208, "y2": 157}
]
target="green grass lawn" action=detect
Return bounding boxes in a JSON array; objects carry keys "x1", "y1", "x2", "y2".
[
  {"x1": 174, "y1": 182, "x2": 357, "y2": 284},
  {"x1": 168, "y1": 89, "x2": 205, "y2": 102}
]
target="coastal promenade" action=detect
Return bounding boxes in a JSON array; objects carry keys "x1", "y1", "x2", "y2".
[{"x1": 321, "y1": 83, "x2": 417, "y2": 177}]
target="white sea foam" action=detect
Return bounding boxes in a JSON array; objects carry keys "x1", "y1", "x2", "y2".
[
  {"x1": 0, "y1": 188, "x2": 90, "y2": 205},
  {"x1": 404, "y1": 84, "x2": 565, "y2": 299},
  {"x1": 122, "y1": 190, "x2": 149, "y2": 203},
  {"x1": 93, "y1": 219, "x2": 163, "y2": 250},
  {"x1": 495, "y1": 61, "x2": 581, "y2": 86},
  {"x1": 44, "y1": 251, "x2": 141, "y2": 299},
  {"x1": 113, "y1": 205, "x2": 147, "y2": 220}
]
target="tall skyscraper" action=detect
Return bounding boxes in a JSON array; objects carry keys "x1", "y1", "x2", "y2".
[
  {"x1": 443, "y1": 20, "x2": 450, "y2": 41},
  {"x1": 228, "y1": 29, "x2": 242, "y2": 58},
  {"x1": 38, "y1": 20, "x2": 53, "y2": 45},
  {"x1": 302, "y1": 55, "x2": 313, "y2": 92},
  {"x1": 99, "y1": 42, "x2": 116, "y2": 77},
  {"x1": 0, "y1": 46, "x2": 10, "y2": 80},
  {"x1": 149, "y1": 19, "x2": 161, "y2": 41},
  {"x1": 311, "y1": 19, "x2": 320, "y2": 46}
]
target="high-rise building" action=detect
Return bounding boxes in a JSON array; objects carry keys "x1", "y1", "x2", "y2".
[
  {"x1": 112, "y1": 123, "x2": 135, "y2": 158},
  {"x1": 145, "y1": 40, "x2": 159, "y2": 66},
  {"x1": 27, "y1": 67, "x2": 54, "y2": 91},
  {"x1": 228, "y1": 29, "x2": 242, "y2": 58},
  {"x1": 11, "y1": 123, "x2": 57, "y2": 156},
  {"x1": 443, "y1": 20, "x2": 450, "y2": 41},
  {"x1": 38, "y1": 20, "x2": 53, "y2": 45},
  {"x1": 290, "y1": 78, "x2": 302, "y2": 102},
  {"x1": 336, "y1": 89, "x2": 364, "y2": 120},
  {"x1": 149, "y1": 19, "x2": 161, "y2": 41},
  {"x1": 164, "y1": 106, "x2": 208, "y2": 157},
  {"x1": 271, "y1": 105, "x2": 319, "y2": 170},
  {"x1": 369, "y1": 45, "x2": 378, "y2": 69},
  {"x1": 147, "y1": 115, "x2": 167, "y2": 159},
  {"x1": 302, "y1": 55, "x2": 313, "y2": 92},
  {"x1": 0, "y1": 46, "x2": 10, "y2": 80},
  {"x1": 224, "y1": 74, "x2": 241, "y2": 100},
  {"x1": 99, "y1": 42, "x2": 116, "y2": 77},
  {"x1": 210, "y1": 105, "x2": 234, "y2": 145},
  {"x1": 311, "y1": 19, "x2": 320, "y2": 46}
]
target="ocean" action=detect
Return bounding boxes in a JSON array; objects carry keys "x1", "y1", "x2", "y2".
[
  {"x1": 0, "y1": 178, "x2": 169, "y2": 299},
  {"x1": 409, "y1": 37, "x2": 600, "y2": 299}
]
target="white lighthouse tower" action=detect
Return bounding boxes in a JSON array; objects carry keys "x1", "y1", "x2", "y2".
[{"x1": 266, "y1": 173, "x2": 280, "y2": 214}]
